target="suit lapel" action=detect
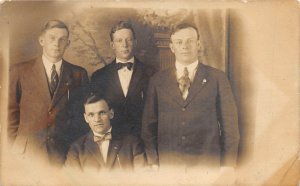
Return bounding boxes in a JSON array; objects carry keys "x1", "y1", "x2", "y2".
[
  {"x1": 50, "y1": 60, "x2": 72, "y2": 110},
  {"x1": 184, "y1": 63, "x2": 208, "y2": 107},
  {"x1": 162, "y1": 68, "x2": 185, "y2": 106},
  {"x1": 106, "y1": 138, "x2": 122, "y2": 169},
  {"x1": 31, "y1": 57, "x2": 52, "y2": 106},
  {"x1": 126, "y1": 58, "x2": 143, "y2": 100},
  {"x1": 110, "y1": 61, "x2": 126, "y2": 100},
  {"x1": 85, "y1": 132, "x2": 106, "y2": 168}
]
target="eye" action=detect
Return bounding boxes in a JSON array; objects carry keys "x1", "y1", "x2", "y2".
[
  {"x1": 175, "y1": 40, "x2": 182, "y2": 45},
  {"x1": 88, "y1": 113, "x2": 94, "y2": 117},
  {"x1": 114, "y1": 39, "x2": 122, "y2": 43},
  {"x1": 99, "y1": 111, "x2": 108, "y2": 116}
]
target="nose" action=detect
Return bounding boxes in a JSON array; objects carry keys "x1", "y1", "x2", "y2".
[
  {"x1": 93, "y1": 113, "x2": 102, "y2": 122},
  {"x1": 121, "y1": 40, "x2": 128, "y2": 47},
  {"x1": 182, "y1": 41, "x2": 190, "y2": 49},
  {"x1": 53, "y1": 39, "x2": 60, "y2": 47}
]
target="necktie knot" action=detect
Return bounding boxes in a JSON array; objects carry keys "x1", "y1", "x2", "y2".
[
  {"x1": 116, "y1": 62, "x2": 133, "y2": 70},
  {"x1": 94, "y1": 132, "x2": 112, "y2": 144}
]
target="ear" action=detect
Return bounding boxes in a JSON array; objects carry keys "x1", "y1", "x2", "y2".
[
  {"x1": 197, "y1": 39, "x2": 203, "y2": 52},
  {"x1": 83, "y1": 113, "x2": 89, "y2": 124},
  {"x1": 169, "y1": 42, "x2": 175, "y2": 54},
  {"x1": 109, "y1": 109, "x2": 114, "y2": 119},
  {"x1": 38, "y1": 35, "x2": 45, "y2": 47},
  {"x1": 110, "y1": 41, "x2": 115, "y2": 50},
  {"x1": 66, "y1": 39, "x2": 71, "y2": 47},
  {"x1": 133, "y1": 39, "x2": 137, "y2": 48}
]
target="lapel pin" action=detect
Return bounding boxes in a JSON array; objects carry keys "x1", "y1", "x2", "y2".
[
  {"x1": 114, "y1": 146, "x2": 118, "y2": 150},
  {"x1": 66, "y1": 82, "x2": 70, "y2": 100},
  {"x1": 202, "y1": 79, "x2": 207, "y2": 86}
]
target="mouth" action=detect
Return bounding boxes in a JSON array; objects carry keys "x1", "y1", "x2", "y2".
[{"x1": 94, "y1": 123, "x2": 104, "y2": 127}]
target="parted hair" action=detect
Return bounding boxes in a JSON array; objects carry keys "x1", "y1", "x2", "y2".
[
  {"x1": 83, "y1": 92, "x2": 112, "y2": 109},
  {"x1": 41, "y1": 20, "x2": 69, "y2": 36},
  {"x1": 109, "y1": 21, "x2": 136, "y2": 41},
  {"x1": 170, "y1": 23, "x2": 200, "y2": 40}
]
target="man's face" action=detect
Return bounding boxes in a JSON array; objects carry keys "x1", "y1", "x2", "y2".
[
  {"x1": 110, "y1": 28, "x2": 136, "y2": 62},
  {"x1": 84, "y1": 100, "x2": 114, "y2": 135},
  {"x1": 39, "y1": 27, "x2": 69, "y2": 63},
  {"x1": 169, "y1": 27, "x2": 200, "y2": 65}
]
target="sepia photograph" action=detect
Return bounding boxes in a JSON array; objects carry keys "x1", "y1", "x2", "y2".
[{"x1": 0, "y1": 0, "x2": 299, "y2": 185}]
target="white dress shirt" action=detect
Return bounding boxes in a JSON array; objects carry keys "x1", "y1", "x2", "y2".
[
  {"x1": 116, "y1": 57, "x2": 134, "y2": 97},
  {"x1": 93, "y1": 127, "x2": 112, "y2": 163},
  {"x1": 175, "y1": 60, "x2": 199, "y2": 99},
  {"x1": 42, "y1": 55, "x2": 62, "y2": 83}
]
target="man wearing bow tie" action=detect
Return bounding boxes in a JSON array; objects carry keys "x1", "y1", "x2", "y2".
[
  {"x1": 91, "y1": 21, "x2": 154, "y2": 137},
  {"x1": 8, "y1": 20, "x2": 88, "y2": 166},
  {"x1": 65, "y1": 93, "x2": 145, "y2": 171},
  {"x1": 142, "y1": 23, "x2": 240, "y2": 171}
]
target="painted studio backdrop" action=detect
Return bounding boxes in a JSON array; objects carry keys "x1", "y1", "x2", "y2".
[{"x1": 5, "y1": 2, "x2": 228, "y2": 76}]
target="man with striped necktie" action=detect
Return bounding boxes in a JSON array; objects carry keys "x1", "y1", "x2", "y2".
[{"x1": 8, "y1": 20, "x2": 88, "y2": 166}]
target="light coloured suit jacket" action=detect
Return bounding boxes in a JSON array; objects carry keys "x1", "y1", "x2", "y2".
[
  {"x1": 142, "y1": 63, "x2": 240, "y2": 167},
  {"x1": 8, "y1": 57, "x2": 88, "y2": 165}
]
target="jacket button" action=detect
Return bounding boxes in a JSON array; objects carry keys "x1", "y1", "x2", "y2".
[
  {"x1": 181, "y1": 121, "x2": 186, "y2": 125},
  {"x1": 182, "y1": 108, "x2": 186, "y2": 111},
  {"x1": 182, "y1": 136, "x2": 186, "y2": 140}
]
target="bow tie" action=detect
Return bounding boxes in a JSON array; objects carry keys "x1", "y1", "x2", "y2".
[
  {"x1": 94, "y1": 132, "x2": 112, "y2": 143},
  {"x1": 116, "y1": 62, "x2": 133, "y2": 70}
]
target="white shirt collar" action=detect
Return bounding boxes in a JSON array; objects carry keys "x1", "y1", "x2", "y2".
[
  {"x1": 116, "y1": 57, "x2": 134, "y2": 64},
  {"x1": 93, "y1": 127, "x2": 112, "y2": 138},
  {"x1": 42, "y1": 55, "x2": 62, "y2": 76},
  {"x1": 175, "y1": 60, "x2": 199, "y2": 73}
]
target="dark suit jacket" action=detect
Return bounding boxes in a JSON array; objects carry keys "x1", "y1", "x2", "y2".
[
  {"x1": 142, "y1": 63, "x2": 240, "y2": 167},
  {"x1": 65, "y1": 131, "x2": 145, "y2": 171},
  {"x1": 90, "y1": 58, "x2": 154, "y2": 137},
  {"x1": 8, "y1": 57, "x2": 88, "y2": 165}
]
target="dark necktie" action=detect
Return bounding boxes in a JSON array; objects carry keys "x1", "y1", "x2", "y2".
[
  {"x1": 116, "y1": 62, "x2": 133, "y2": 70},
  {"x1": 50, "y1": 64, "x2": 59, "y2": 97},
  {"x1": 178, "y1": 67, "x2": 191, "y2": 99},
  {"x1": 94, "y1": 132, "x2": 112, "y2": 144}
]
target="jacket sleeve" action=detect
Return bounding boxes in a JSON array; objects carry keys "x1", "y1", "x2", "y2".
[
  {"x1": 64, "y1": 144, "x2": 82, "y2": 171},
  {"x1": 216, "y1": 72, "x2": 240, "y2": 167},
  {"x1": 141, "y1": 76, "x2": 159, "y2": 166},
  {"x1": 80, "y1": 68, "x2": 89, "y2": 85},
  {"x1": 8, "y1": 65, "x2": 21, "y2": 144},
  {"x1": 132, "y1": 137, "x2": 146, "y2": 170}
]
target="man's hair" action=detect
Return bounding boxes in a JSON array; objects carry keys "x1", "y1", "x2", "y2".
[
  {"x1": 41, "y1": 20, "x2": 69, "y2": 36},
  {"x1": 170, "y1": 23, "x2": 200, "y2": 40},
  {"x1": 109, "y1": 21, "x2": 136, "y2": 41},
  {"x1": 83, "y1": 92, "x2": 111, "y2": 109}
]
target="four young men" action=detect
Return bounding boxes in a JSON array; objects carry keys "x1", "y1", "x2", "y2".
[{"x1": 8, "y1": 20, "x2": 239, "y2": 171}]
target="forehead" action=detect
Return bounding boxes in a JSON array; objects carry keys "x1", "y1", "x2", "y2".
[
  {"x1": 171, "y1": 27, "x2": 198, "y2": 40},
  {"x1": 113, "y1": 28, "x2": 134, "y2": 38},
  {"x1": 43, "y1": 27, "x2": 69, "y2": 37},
  {"x1": 84, "y1": 100, "x2": 109, "y2": 112}
]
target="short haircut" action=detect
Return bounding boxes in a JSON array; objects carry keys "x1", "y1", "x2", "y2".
[
  {"x1": 41, "y1": 20, "x2": 69, "y2": 36},
  {"x1": 170, "y1": 23, "x2": 200, "y2": 40},
  {"x1": 83, "y1": 92, "x2": 111, "y2": 109},
  {"x1": 110, "y1": 21, "x2": 136, "y2": 41}
]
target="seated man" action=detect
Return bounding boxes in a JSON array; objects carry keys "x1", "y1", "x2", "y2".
[{"x1": 65, "y1": 92, "x2": 145, "y2": 172}]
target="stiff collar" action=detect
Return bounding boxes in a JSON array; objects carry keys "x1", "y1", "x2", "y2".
[
  {"x1": 42, "y1": 55, "x2": 62, "y2": 74},
  {"x1": 175, "y1": 60, "x2": 199, "y2": 73},
  {"x1": 116, "y1": 57, "x2": 134, "y2": 64}
]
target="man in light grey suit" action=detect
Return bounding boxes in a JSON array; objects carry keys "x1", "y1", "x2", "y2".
[{"x1": 142, "y1": 23, "x2": 240, "y2": 171}]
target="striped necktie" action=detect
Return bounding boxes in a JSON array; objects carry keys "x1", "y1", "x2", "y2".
[{"x1": 50, "y1": 64, "x2": 59, "y2": 97}]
